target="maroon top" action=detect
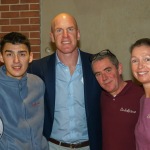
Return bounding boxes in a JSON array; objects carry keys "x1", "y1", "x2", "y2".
[{"x1": 101, "y1": 80, "x2": 144, "y2": 150}]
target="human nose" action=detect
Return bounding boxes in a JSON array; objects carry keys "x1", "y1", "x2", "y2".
[
  {"x1": 62, "y1": 30, "x2": 68, "y2": 37},
  {"x1": 13, "y1": 54, "x2": 19, "y2": 63},
  {"x1": 101, "y1": 73, "x2": 107, "y2": 81},
  {"x1": 138, "y1": 61, "x2": 144, "y2": 69}
]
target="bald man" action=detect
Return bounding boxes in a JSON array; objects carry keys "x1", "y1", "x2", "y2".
[{"x1": 28, "y1": 13, "x2": 102, "y2": 150}]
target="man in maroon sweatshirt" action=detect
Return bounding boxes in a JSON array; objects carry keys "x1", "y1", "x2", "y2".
[{"x1": 91, "y1": 49, "x2": 144, "y2": 150}]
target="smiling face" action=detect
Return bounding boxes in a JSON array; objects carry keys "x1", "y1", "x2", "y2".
[
  {"x1": 0, "y1": 43, "x2": 33, "y2": 79},
  {"x1": 50, "y1": 13, "x2": 80, "y2": 56},
  {"x1": 92, "y1": 57, "x2": 123, "y2": 96},
  {"x1": 131, "y1": 45, "x2": 150, "y2": 85}
]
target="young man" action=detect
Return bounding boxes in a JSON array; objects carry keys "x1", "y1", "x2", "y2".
[
  {"x1": 91, "y1": 49, "x2": 144, "y2": 150},
  {"x1": 28, "y1": 13, "x2": 102, "y2": 150},
  {"x1": 0, "y1": 32, "x2": 48, "y2": 150}
]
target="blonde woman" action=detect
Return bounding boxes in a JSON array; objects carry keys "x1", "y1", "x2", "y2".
[{"x1": 130, "y1": 38, "x2": 150, "y2": 150}]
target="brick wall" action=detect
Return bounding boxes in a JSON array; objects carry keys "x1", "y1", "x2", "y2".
[{"x1": 0, "y1": 0, "x2": 41, "y2": 62}]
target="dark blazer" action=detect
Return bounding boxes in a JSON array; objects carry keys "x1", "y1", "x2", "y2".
[{"x1": 28, "y1": 50, "x2": 102, "y2": 150}]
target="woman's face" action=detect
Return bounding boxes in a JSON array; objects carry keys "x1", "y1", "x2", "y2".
[{"x1": 131, "y1": 45, "x2": 150, "y2": 85}]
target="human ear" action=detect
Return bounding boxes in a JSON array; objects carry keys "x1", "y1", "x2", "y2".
[{"x1": 0, "y1": 53, "x2": 4, "y2": 63}]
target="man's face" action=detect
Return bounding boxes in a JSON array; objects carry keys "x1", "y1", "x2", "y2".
[
  {"x1": 0, "y1": 43, "x2": 33, "y2": 79},
  {"x1": 92, "y1": 57, "x2": 122, "y2": 95},
  {"x1": 50, "y1": 14, "x2": 80, "y2": 55}
]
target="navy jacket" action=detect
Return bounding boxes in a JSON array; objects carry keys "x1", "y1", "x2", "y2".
[{"x1": 28, "y1": 50, "x2": 102, "y2": 150}]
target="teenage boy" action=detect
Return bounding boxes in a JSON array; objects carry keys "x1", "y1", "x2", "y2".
[{"x1": 0, "y1": 32, "x2": 48, "y2": 150}]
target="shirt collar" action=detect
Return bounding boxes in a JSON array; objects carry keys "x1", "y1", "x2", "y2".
[{"x1": 56, "y1": 49, "x2": 82, "y2": 66}]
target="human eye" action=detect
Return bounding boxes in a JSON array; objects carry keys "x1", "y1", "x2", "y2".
[
  {"x1": 144, "y1": 57, "x2": 150, "y2": 62},
  {"x1": 55, "y1": 28, "x2": 63, "y2": 33},
  {"x1": 131, "y1": 58, "x2": 138, "y2": 64},
  {"x1": 106, "y1": 68, "x2": 111, "y2": 73},
  {"x1": 6, "y1": 52, "x2": 13, "y2": 57},
  {"x1": 95, "y1": 72, "x2": 101, "y2": 77},
  {"x1": 18, "y1": 52, "x2": 26, "y2": 57},
  {"x1": 67, "y1": 27, "x2": 75, "y2": 32}
]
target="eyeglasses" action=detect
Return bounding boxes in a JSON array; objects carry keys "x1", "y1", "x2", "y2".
[{"x1": 90, "y1": 49, "x2": 115, "y2": 62}]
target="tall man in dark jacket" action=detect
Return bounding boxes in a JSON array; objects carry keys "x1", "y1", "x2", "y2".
[{"x1": 28, "y1": 13, "x2": 102, "y2": 150}]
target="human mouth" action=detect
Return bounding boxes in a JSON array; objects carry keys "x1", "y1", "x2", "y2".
[
  {"x1": 103, "y1": 80, "x2": 112, "y2": 85},
  {"x1": 12, "y1": 66, "x2": 21, "y2": 70},
  {"x1": 138, "y1": 71, "x2": 148, "y2": 75},
  {"x1": 62, "y1": 41, "x2": 70, "y2": 44}
]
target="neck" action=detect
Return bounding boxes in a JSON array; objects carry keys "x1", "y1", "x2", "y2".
[
  {"x1": 143, "y1": 83, "x2": 150, "y2": 98},
  {"x1": 57, "y1": 49, "x2": 78, "y2": 75},
  {"x1": 112, "y1": 81, "x2": 127, "y2": 97}
]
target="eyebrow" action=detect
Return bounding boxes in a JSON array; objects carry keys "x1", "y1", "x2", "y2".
[
  {"x1": 94, "y1": 71, "x2": 100, "y2": 76},
  {"x1": 104, "y1": 67, "x2": 112, "y2": 71},
  {"x1": 4, "y1": 50, "x2": 27, "y2": 53},
  {"x1": 94, "y1": 67, "x2": 112, "y2": 75},
  {"x1": 55, "y1": 26, "x2": 76, "y2": 30}
]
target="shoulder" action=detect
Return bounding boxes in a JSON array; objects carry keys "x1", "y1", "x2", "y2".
[
  {"x1": 80, "y1": 50, "x2": 92, "y2": 57},
  {"x1": 79, "y1": 50, "x2": 92, "y2": 65},
  {"x1": 28, "y1": 53, "x2": 56, "y2": 75},
  {"x1": 27, "y1": 73, "x2": 45, "y2": 93},
  {"x1": 27, "y1": 73, "x2": 44, "y2": 85},
  {"x1": 31, "y1": 54, "x2": 54, "y2": 65},
  {"x1": 127, "y1": 80, "x2": 143, "y2": 89},
  {"x1": 126, "y1": 80, "x2": 144, "y2": 94}
]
